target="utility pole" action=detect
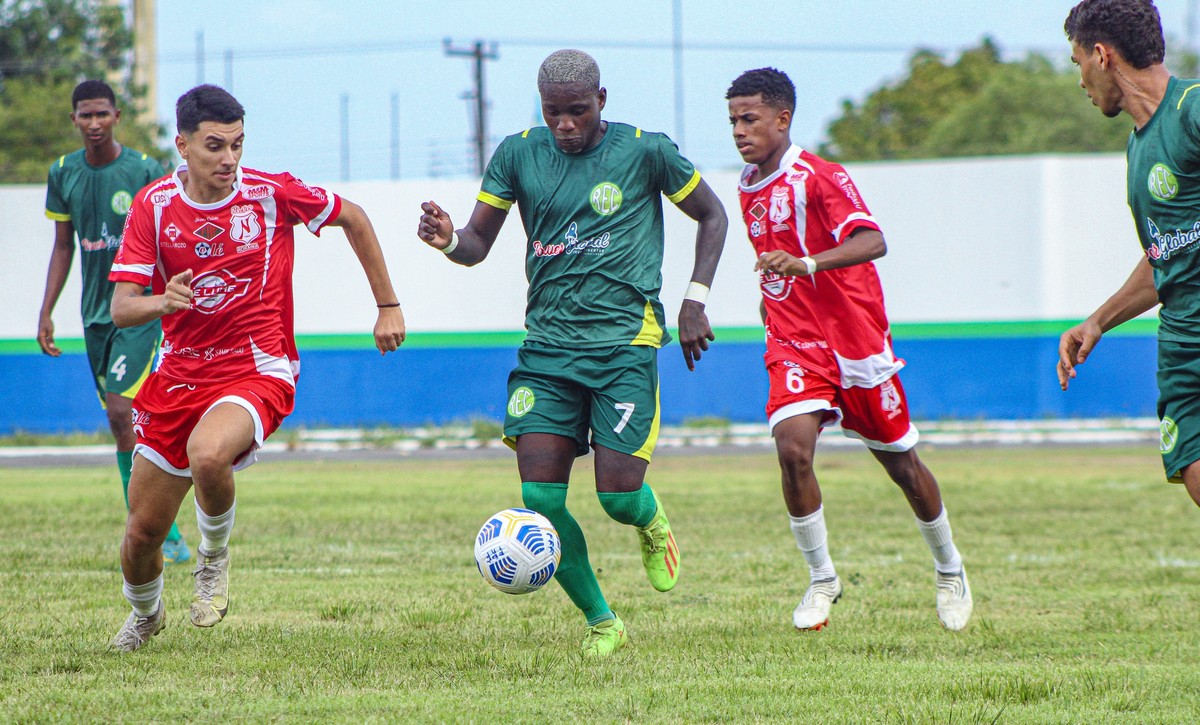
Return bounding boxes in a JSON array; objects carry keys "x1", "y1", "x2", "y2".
[
  {"x1": 672, "y1": 0, "x2": 685, "y2": 152},
  {"x1": 444, "y1": 39, "x2": 499, "y2": 176}
]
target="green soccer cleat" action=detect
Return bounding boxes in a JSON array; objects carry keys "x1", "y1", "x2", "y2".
[
  {"x1": 162, "y1": 536, "x2": 192, "y2": 565},
  {"x1": 190, "y1": 547, "x2": 230, "y2": 627},
  {"x1": 110, "y1": 602, "x2": 166, "y2": 653},
  {"x1": 637, "y1": 490, "x2": 680, "y2": 592},
  {"x1": 581, "y1": 614, "x2": 627, "y2": 658}
]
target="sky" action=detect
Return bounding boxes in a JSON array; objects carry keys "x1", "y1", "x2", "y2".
[{"x1": 153, "y1": 0, "x2": 1195, "y2": 183}]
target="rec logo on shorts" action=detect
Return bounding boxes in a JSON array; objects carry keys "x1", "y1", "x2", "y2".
[
  {"x1": 508, "y1": 387, "x2": 536, "y2": 417},
  {"x1": 1161, "y1": 416, "x2": 1179, "y2": 453}
]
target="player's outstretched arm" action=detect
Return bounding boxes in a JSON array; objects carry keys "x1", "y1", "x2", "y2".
[
  {"x1": 37, "y1": 221, "x2": 76, "y2": 357},
  {"x1": 673, "y1": 179, "x2": 727, "y2": 371},
  {"x1": 756, "y1": 227, "x2": 886, "y2": 277},
  {"x1": 111, "y1": 273, "x2": 193, "y2": 328},
  {"x1": 417, "y1": 200, "x2": 507, "y2": 267},
  {"x1": 328, "y1": 199, "x2": 405, "y2": 355},
  {"x1": 1057, "y1": 258, "x2": 1158, "y2": 391}
]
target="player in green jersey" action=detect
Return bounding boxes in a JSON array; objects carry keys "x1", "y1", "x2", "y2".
[
  {"x1": 1058, "y1": 0, "x2": 1200, "y2": 504},
  {"x1": 38, "y1": 80, "x2": 192, "y2": 563},
  {"x1": 418, "y1": 49, "x2": 727, "y2": 657}
]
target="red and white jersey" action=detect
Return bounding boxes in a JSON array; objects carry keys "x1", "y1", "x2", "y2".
[
  {"x1": 110, "y1": 165, "x2": 341, "y2": 385},
  {"x1": 739, "y1": 145, "x2": 903, "y2": 388}
]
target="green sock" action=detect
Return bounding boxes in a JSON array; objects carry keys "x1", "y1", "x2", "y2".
[
  {"x1": 116, "y1": 450, "x2": 133, "y2": 509},
  {"x1": 597, "y1": 483, "x2": 658, "y2": 528},
  {"x1": 117, "y1": 450, "x2": 182, "y2": 543},
  {"x1": 522, "y1": 482, "x2": 612, "y2": 625}
]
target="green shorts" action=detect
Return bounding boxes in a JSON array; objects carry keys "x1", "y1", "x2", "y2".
[
  {"x1": 83, "y1": 320, "x2": 161, "y2": 408},
  {"x1": 1156, "y1": 339, "x2": 1200, "y2": 482},
  {"x1": 503, "y1": 341, "x2": 662, "y2": 462}
]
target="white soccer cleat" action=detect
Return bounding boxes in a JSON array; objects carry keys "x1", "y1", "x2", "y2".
[
  {"x1": 792, "y1": 576, "x2": 843, "y2": 631},
  {"x1": 191, "y1": 547, "x2": 231, "y2": 627},
  {"x1": 110, "y1": 602, "x2": 166, "y2": 652},
  {"x1": 935, "y1": 568, "x2": 973, "y2": 631}
]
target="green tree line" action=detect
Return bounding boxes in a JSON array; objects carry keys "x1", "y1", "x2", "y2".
[{"x1": 0, "y1": 0, "x2": 170, "y2": 183}]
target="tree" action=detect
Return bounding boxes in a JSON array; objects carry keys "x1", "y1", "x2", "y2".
[
  {"x1": 0, "y1": 0, "x2": 170, "y2": 182},
  {"x1": 819, "y1": 39, "x2": 1132, "y2": 161}
]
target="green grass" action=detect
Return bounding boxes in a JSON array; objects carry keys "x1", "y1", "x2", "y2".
[{"x1": 2, "y1": 446, "x2": 1198, "y2": 722}]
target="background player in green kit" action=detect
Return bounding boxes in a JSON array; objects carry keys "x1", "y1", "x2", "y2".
[
  {"x1": 417, "y1": 49, "x2": 727, "y2": 657},
  {"x1": 1058, "y1": 0, "x2": 1200, "y2": 505},
  {"x1": 38, "y1": 80, "x2": 191, "y2": 563}
]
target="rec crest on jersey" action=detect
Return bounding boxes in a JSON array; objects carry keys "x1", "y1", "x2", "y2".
[
  {"x1": 590, "y1": 181, "x2": 623, "y2": 216},
  {"x1": 1149, "y1": 163, "x2": 1179, "y2": 202},
  {"x1": 230, "y1": 204, "x2": 262, "y2": 252},
  {"x1": 111, "y1": 190, "x2": 133, "y2": 215}
]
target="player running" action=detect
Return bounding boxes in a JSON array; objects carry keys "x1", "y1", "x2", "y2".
[
  {"x1": 1058, "y1": 0, "x2": 1200, "y2": 505},
  {"x1": 39, "y1": 80, "x2": 192, "y2": 565},
  {"x1": 108, "y1": 85, "x2": 405, "y2": 652},
  {"x1": 726, "y1": 67, "x2": 973, "y2": 632},
  {"x1": 418, "y1": 49, "x2": 727, "y2": 657}
]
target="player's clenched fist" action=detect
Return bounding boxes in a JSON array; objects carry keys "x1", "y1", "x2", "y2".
[
  {"x1": 161, "y1": 269, "x2": 194, "y2": 315},
  {"x1": 417, "y1": 200, "x2": 455, "y2": 251}
]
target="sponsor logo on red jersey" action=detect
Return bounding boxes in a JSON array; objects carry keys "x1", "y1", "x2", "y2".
[
  {"x1": 242, "y1": 184, "x2": 275, "y2": 200},
  {"x1": 191, "y1": 269, "x2": 252, "y2": 314},
  {"x1": 193, "y1": 221, "x2": 224, "y2": 241}
]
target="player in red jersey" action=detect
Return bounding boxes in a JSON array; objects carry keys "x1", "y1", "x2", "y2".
[
  {"x1": 107, "y1": 85, "x2": 405, "y2": 652},
  {"x1": 726, "y1": 68, "x2": 972, "y2": 632}
]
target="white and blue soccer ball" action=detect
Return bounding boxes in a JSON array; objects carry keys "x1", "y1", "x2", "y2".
[{"x1": 474, "y1": 508, "x2": 561, "y2": 595}]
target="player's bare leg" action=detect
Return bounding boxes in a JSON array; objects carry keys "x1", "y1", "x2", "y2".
[
  {"x1": 1180, "y1": 461, "x2": 1200, "y2": 508},
  {"x1": 872, "y1": 447, "x2": 972, "y2": 630},
  {"x1": 774, "y1": 413, "x2": 842, "y2": 630},
  {"x1": 108, "y1": 391, "x2": 191, "y2": 563},
  {"x1": 185, "y1": 402, "x2": 255, "y2": 627},
  {"x1": 112, "y1": 459, "x2": 191, "y2": 651}
]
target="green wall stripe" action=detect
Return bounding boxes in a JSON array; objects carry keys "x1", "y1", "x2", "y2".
[{"x1": 0, "y1": 319, "x2": 1160, "y2": 354}]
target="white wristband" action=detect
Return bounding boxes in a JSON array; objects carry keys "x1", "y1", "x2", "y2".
[
  {"x1": 800, "y1": 256, "x2": 818, "y2": 275},
  {"x1": 683, "y1": 281, "x2": 710, "y2": 305},
  {"x1": 442, "y1": 231, "x2": 459, "y2": 255}
]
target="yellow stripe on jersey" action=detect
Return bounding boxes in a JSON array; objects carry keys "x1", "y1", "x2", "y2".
[
  {"x1": 666, "y1": 169, "x2": 702, "y2": 204},
  {"x1": 477, "y1": 191, "x2": 514, "y2": 211},
  {"x1": 521, "y1": 128, "x2": 531, "y2": 138},
  {"x1": 631, "y1": 383, "x2": 662, "y2": 462},
  {"x1": 630, "y1": 301, "x2": 665, "y2": 347},
  {"x1": 58, "y1": 155, "x2": 66, "y2": 168},
  {"x1": 45, "y1": 210, "x2": 71, "y2": 222},
  {"x1": 1179, "y1": 83, "x2": 1200, "y2": 110},
  {"x1": 636, "y1": 128, "x2": 642, "y2": 138}
]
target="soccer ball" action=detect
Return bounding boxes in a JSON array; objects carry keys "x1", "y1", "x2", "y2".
[{"x1": 474, "y1": 508, "x2": 561, "y2": 595}]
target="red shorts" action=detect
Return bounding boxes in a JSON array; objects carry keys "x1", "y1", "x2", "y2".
[
  {"x1": 765, "y1": 355, "x2": 918, "y2": 452},
  {"x1": 131, "y1": 373, "x2": 295, "y2": 476}
]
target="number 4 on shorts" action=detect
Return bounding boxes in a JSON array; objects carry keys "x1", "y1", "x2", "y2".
[{"x1": 110, "y1": 354, "x2": 128, "y2": 382}]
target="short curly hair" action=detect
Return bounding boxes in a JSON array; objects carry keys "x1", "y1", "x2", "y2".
[
  {"x1": 1065, "y1": 0, "x2": 1164, "y2": 69},
  {"x1": 725, "y1": 68, "x2": 795, "y2": 113}
]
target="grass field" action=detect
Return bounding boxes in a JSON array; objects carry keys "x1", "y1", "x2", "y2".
[{"x1": 2, "y1": 445, "x2": 1199, "y2": 723}]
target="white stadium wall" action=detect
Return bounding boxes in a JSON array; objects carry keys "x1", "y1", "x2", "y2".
[
  {"x1": 0, "y1": 153, "x2": 1157, "y2": 432},
  {"x1": 0, "y1": 153, "x2": 1142, "y2": 338}
]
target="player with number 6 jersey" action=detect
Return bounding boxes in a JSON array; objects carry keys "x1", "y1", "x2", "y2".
[{"x1": 728, "y1": 67, "x2": 973, "y2": 633}]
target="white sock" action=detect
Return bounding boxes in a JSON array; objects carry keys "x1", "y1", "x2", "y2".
[
  {"x1": 196, "y1": 499, "x2": 236, "y2": 556},
  {"x1": 123, "y1": 574, "x2": 163, "y2": 617},
  {"x1": 789, "y1": 507, "x2": 837, "y2": 581},
  {"x1": 916, "y1": 507, "x2": 963, "y2": 574}
]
